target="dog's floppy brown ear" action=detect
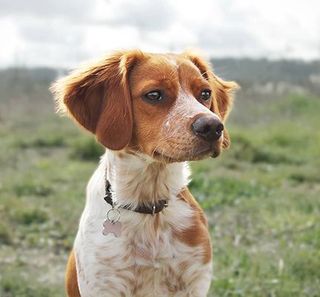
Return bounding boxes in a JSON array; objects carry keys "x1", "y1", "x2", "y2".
[
  {"x1": 51, "y1": 51, "x2": 142, "y2": 150},
  {"x1": 185, "y1": 52, "x2": 239, "y2": 148},
  {"x1": 209, "y1": 75, "x2": 238, "y2": 149}
]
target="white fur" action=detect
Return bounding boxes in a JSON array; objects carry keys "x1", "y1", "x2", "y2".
[
  {"x1": 157, "y1": 88, "x2": 222, "y2": 161},
  {"x1": 163, "y1": 88, "x2": 217, "y2": 139},
  {"x1": 74, "y1": 150, "x2": 212, "y2": 297}
]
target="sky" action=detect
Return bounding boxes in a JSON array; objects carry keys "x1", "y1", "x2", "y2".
[{"x1": 0, "y1": 0, "x2": 319, "y2": 68}]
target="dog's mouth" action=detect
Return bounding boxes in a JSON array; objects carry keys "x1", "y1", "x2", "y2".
[{"x1": 153, "y1": 145, "x2": 221, "y2": 163}]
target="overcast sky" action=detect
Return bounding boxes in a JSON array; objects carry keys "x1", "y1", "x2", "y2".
[{"x1": 0, "y1": 0, "x2": 319, "y2": 67}]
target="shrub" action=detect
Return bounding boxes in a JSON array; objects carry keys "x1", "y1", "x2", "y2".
[
  {"x1": 70, "y1": 137, "x2": 104, "y2": 161},
  {"x1": 13, "y1": 209, "x2": 48, "y2": 225},
  {"x1": 0, "y1": 223, "x2": 12, "y2": 245}
]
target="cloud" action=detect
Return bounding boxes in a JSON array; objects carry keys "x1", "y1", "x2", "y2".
[
  {"x1": 101, "y1": 0, "x2": 176, "y2": 32},
  {"x1": 0, "y1": 0, "x2": 319, "y2": 67},
  {"x1": 17, "y1": 17, "x2": 83, "y2": 45},
  {"x1": 0, "y1": 0, "x2": 93, "y2": 20},
  {"x1": 196, "y1": 25, "x2": 262, "y2": 57}
]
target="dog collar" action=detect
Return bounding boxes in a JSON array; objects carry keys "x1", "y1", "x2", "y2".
[{"x1": 104, "y1": 180, "x2": 168, "y2": 215}]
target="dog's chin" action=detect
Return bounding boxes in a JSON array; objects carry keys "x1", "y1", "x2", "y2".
[
  {"x1": 152, "y1": 144, "x2": 222, "y2": 163},
  {"x1": 189, "y1": 145, "x2": 222, "y2": 161}
]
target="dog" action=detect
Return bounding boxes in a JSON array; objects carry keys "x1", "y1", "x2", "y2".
[{"x1": 51, "y1": 50, "x2": 237, "y2": 297}]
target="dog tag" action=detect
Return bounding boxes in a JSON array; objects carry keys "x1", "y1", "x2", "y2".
[{"x1": 102, "y1": 220, "x2": 122, "y2": 237}]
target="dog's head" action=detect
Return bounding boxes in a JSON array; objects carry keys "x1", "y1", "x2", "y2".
[{"x1": 51, "y1": 50, "x2": 238, "y2": 162}]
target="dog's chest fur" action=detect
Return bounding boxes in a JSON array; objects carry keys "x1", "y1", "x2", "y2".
[{"x1": 74, "y1": 151, "x2": 212, "y2": 297}]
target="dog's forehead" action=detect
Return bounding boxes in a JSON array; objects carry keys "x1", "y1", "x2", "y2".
[{"x1": 130, "y1": 53, "x2": 202, "y2": 84}]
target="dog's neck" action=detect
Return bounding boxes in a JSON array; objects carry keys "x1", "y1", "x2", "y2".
[{"x1": 102, "y1": 150, "x2": 190, "y2": 208}]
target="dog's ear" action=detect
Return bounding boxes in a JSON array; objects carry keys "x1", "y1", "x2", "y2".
[
  {"x1": 51, "y1": 51, "x2": 142, "y2": 150},
  {"x1": 185, "y1": 52, "x2": 239, "y2": 149}
]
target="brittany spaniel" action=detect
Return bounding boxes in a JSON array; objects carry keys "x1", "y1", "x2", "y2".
[{"x1": 51, "y1": 50, "x2": 237, "y2": 297}]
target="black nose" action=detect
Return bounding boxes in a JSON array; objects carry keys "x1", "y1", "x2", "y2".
[{"x1": 191, "y1": 115, "x2": 224, "y2": 142}]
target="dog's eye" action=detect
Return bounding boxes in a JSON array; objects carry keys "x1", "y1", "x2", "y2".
[
  {"x1": 143, "y1": 90, "x2": 163, "y2": 103},
  {"x1": 199, "y1": 89, "x2": 211, "y2": 101}
]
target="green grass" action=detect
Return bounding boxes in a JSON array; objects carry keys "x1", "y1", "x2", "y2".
[{"x1": 0, "y1": 91, "x2": 319, "y2": 296}]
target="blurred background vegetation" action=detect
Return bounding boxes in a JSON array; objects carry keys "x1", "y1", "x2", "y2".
[{"x1": 0, "y1": 59, "x2": 319, "y2": 297}]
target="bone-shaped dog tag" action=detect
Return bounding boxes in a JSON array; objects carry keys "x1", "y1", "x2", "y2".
[{"x1": 102, "y1": 220, "x2": 122, "y2": 237}]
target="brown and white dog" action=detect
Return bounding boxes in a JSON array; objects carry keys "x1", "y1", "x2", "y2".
[{"x1": 51, "y1": 50, "x2": 237, "y2": 297}]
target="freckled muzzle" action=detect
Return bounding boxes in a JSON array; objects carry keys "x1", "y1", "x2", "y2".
[{"x1": 154, "y1": 91, "x2": 226, "y2": 162}]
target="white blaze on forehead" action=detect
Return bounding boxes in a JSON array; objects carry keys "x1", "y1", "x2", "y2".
[
  {"x1": 162, "y1": 88, "x2": 221, "y2": 140},
  {"x1": 167, "y1": 88, "x2": 220, "y2": 122}
]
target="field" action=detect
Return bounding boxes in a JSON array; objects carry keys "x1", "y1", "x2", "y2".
[{"x1": 0, "y1": 70, "x2": 319, "y2": 296}]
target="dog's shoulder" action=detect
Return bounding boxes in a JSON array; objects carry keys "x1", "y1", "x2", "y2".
[
  {"x1": 178, "y1": 187, "x2": 208, "y2": 226},
  {"x1": 175, "y1": 187, "x2": 211, "y2": 263}
]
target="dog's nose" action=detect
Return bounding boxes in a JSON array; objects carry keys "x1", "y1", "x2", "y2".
[{"x1": 191, "y1": 115, "x2": 224, "y2": 142}]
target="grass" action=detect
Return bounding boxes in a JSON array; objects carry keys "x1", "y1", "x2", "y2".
[{"x1": 0, "y1": 88, "x2": 319, "y2": 296}]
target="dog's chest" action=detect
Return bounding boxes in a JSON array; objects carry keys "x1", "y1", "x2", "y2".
[
  {"x1": 75, "y1": 207, "x2": 206, "y2": 297},
  {"x1": 73, "y1": 154, "x2": 211, "y2": 296}
]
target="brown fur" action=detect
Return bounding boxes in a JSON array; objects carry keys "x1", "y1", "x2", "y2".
[
  {"x1": 52, "y1": 50, "x2": 237, "y2": 155},
  {"x1": 50, "y1": 50, "x2": 144, "y2": 150},
  {"x1": 176, "y1": 188, "x2": 212, "y2": 264},
  {"x1": 184, "y1": 51, "x2": 239, "y2": 149},
  {"x1": 65, "y1": 250, "x2": 81, "y2": 297}
]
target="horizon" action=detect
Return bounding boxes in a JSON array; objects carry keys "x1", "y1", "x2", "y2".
[{"x1": 1, "y1": 55, "x2": 319, "y2": 71}]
